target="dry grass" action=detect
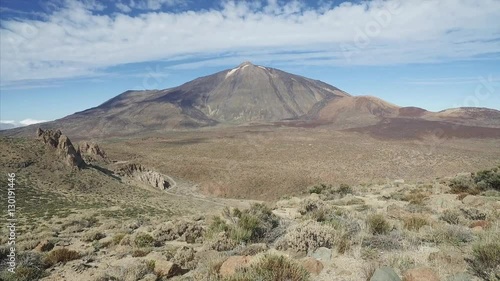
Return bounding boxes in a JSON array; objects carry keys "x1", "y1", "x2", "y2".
[{"x1": 101, "y1": 127, "x2": 500, "y2": 199}]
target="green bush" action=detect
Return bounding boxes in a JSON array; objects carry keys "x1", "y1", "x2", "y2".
[
  {"x1": 467, "y1": 238, "x2": 500, "y2": 280},
  {"x1": 367, "y1": 214, "x2": 391, "y2": 235},
  {"x1": 134, "y1": 233, "x2": 155, "y2": 248},
  {"x1": 224, "y1": 254, "x2": 310, "y2": 281},
  {"x1": 206, "y1": 204, "x2": 279, "y2": 245},
  {"x1": 474, "y1": 167, "x2": 500, "y2": 191},
  {"x1": 449, "y1": 176, "x2": 479, "y2": 194}
]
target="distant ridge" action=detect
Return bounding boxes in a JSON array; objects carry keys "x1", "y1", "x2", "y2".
[{"x1": 3, "y1": 62, "x2": 500, "y2": 138}]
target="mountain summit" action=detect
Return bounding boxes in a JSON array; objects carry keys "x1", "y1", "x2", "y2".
[{"x1": 4, "y1": 62, "x2": 500, "y2": 138}]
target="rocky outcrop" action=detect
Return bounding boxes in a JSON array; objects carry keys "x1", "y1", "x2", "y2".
[
  {"x1": 37, "y1": 128, "x2": 85, "y2": 169},
  {"x1": 115, "y1": 163, "x2": 171, "y2": 190},
  {"x1": 78, "y1": 141, "x2": 109, "y2": 162}
]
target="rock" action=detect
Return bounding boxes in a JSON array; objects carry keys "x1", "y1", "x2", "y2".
[
  {"x1": 219, "y1": 256, "x2": 252, "y2": 277},
  {"x1": 154, "y1": 259, "x2": 183, "y2": 278},
  {"x1": 462, "y1": 196, "x2": 491, "y2": 208},
  {"x1": 403, "y1": 267, "x2": 440, "y2": 281},
  {"x1": 116, "y1": 163, "x2": 171, "y2": 190},
  {"x1": 311, "y1": 247, "x2": 332, "y2": 262},
  {"x1": 79, "y1": 141, "x2": 109, "y2": 162},
  {"x1": 300, "y1": 257, "x2": 324, "y2": 275},
  {"x1": 370, "y1": 267, "x2": 402, "y2": 281},
  {"x1": 37, "y1": 128, "x2": 85, "y2": 169},
  {"x1": 34, "y1": 240, "x2": 54, "y2": 252}
]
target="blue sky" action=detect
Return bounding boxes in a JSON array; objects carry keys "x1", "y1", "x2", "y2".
[{"x1": 1, "y1": 0, "x2": 500, "y2": 127}]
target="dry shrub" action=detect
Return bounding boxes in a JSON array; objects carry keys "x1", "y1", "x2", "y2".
[
  {"x1": 224, "y1": 254, "x2": 310, "y2": 281},
  {"x1": 403, "y1": 215, "x2": 429, "y2": 231},
  {"x1": 82, "y1": 231, "x2": 106, "y2": 242},
  {"x1": 367, "y1": 214, "x2": 391, "y2": 235},
  {"x1": 467, "y1": 239, "x2": 500, "y2": 281},
  {"x1": 134, "y1": 233, "x2": 155, "y2": 248},
  {"x1": 276, "y1": 220, "x2": 337, "y2": 253},
  {"x1": 44, "y1": 248, "x2": 80, "y2": 267},
  {"x1": 440, "y1": 209, "x2": 461, "y2": 225}
]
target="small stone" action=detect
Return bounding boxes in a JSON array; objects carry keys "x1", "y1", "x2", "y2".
[{"x1": 311, "y1": 247, "x2": 332, "y2": 262}]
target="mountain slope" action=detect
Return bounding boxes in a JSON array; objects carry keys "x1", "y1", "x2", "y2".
[{"x1": 2, "y1": 62, "x2": 500, "y2": 139}]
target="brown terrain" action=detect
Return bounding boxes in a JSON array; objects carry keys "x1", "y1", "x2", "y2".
[{"x1": 1, "y1": 62, "x2": 499, "y2": 281}]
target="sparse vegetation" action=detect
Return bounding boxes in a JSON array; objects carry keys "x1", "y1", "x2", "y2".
[
  {"x1": 440, "y1": 209, "x2": 461, "y2": 225},
  {"x1": 467, "y1": 236, "x2": 500, "y2": 281},
  {"x1": 224, "y1": 254, "x2": 310, "y2": 281},
  {"x1": 403, "y1": 215, "x2": 429, "y2": 231},
  {"x1": 44, "y1": 248, "x2": 80, "y2": 267},
  {"x1": 134, "y1": 233, "x2": 156, "y2": 248},
  {"x1": 367, "y1": 214, "x2": 391, "y2": 235}
]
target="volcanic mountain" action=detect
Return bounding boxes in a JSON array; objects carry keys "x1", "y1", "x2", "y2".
[{"x1": 4, "y1": 62, "x2": 500, "y2": 138}]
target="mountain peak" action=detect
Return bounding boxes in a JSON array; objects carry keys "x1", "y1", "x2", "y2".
[{"x1": 238, "y1": 61, "x2": 254, "y2": 67}]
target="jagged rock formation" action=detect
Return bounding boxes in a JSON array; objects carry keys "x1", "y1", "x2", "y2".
[
  {"x1": 78, "y1": 141, "x2": 109, "y2": 163},
  {"x1": 36, "y1": 128, "x2": 85, "y2": 169},
  {"x1": 115, "y1": 163, "x2": 171, "y2": 190}
]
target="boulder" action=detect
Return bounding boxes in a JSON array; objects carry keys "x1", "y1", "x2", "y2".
[
  {"x1": 370, "y1": 267, "x2": 401, "y2": 281},
  {"x1": 219, "y1": 256, "x2": 252, "y2": 277},
  {"x1": 300, "y1": 257, "x2": 324, "y2": 275},
  {"x1": 154, "y1": 259, "x2": 183, "y2": 278},
  {"x1": 403, "y1": 267, "x2": 440, "y2": 281},
  {"x1": 311, "y1": 247, "x2": 332, "y2": 262}
]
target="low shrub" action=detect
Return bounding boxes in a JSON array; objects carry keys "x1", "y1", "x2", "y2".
[
  {"x1": 276, "y1": 220, "x2": 337, "y2": 253},
  {"x1": 224, "y1": 254, "x2": 310, "y2": 281},
  {"x1": 0, "y1": 252, "x2": 46, "y2": 281},
  {"x1": 205, "y1": 204, "x2": 279, "y2": 246},
  {"x1": 134, "y1": 233, "x2": 155, "y2": 248},
  {"x1": 440, "y1": 209, "x2": 461, "y2": 225},
  {"x1": 403, "y1": 215, "x2": 429, "y2": 231},
  {"x1": 367, "y1": 214, "x2": 391, "y2": 235},
  {"x1": 81, "y1": 231, "x2": 106, "y2": 242},
  {"x1": 467, "y1": 234, "x2": 500, "y2": 281},
  {"x1": 44, "y1": 248, "x2": 80, "y2": 267},
  {"x1": 429, "y1": 225, "x2": 474, "y2": 246}
]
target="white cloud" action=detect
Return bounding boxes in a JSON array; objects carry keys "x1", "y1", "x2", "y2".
[
  {"x1": 115, "y1": 2, "x2": 132, "y2": 13},
  {"x1": 1, "y1": 0, "x2": 499, "y2": 84},
  {"x1": 0, "y1": 119, "x2": 47, "y2": 130},
  {"x1": 19, "y1": 119, "x2": 48, "y2": 126}
]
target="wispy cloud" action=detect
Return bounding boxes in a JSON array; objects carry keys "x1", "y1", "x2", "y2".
[
  {"x1": 1, "y1": 0, "x2": 500, "y2": 85},
  {"x1": 0, "y1": 119, "x2": 48, "y2": 130}
]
